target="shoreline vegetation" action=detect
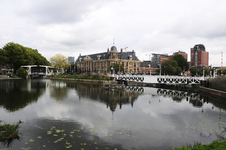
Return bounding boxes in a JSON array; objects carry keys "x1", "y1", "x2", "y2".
[
  {"x1": 48, "y1": 74, "x2": 110, "y2": 81},
  {"x1": 172, "y1": 141, "x2": 226, "y2": 150},
  {"x1": 0, "y1": 120, "x2": 20, "y2": 143}
]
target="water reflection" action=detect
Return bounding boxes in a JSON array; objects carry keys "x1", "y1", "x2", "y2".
[
  {"x1": 0, "y1": 79, "x2": 47, "y2": 112},
  {"x1": 66, "y1": 82, "x2": 143, "y2": 112},
  {"x1": 50, "y1": 81, "x2": 69, "y2": 101},
  {"x1": 1, "y1": 80, "x2": 226, "y2": 150}
]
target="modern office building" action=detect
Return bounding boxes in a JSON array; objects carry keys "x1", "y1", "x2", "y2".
[
  {"x1": 75, "y1": 45, "x2": 140, "y2": 74},
  {"x1": 151, "y1": 54, "x2": 169, "y2": 64},
  {"x1": 68, "y1": 56, "x2": 75, "y2": 64},
  {"x1": 190, "y1": 44, "x2": 209, "y2": 67}
]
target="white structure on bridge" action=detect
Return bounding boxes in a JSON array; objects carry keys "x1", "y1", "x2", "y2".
[
  {"x1": 21, "y1": 65, "x2": 54, "y2": 76},
  {"x1": 116, "y1": 75, "x2": 205, "y2": 84}
]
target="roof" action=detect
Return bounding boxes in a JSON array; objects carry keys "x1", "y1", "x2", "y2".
[
  {"x1": 140, "y1": 61, "x2": 159, "y2": 68},
  {"x1": 194, "y1": 44, "x2": 205, "y2": 51},
  {"x1": 110, "y1": 46, "x2": 117, "y2": 51},
  {"x1": 76, "y1": 51, "x2": 140, "y2": 62}
]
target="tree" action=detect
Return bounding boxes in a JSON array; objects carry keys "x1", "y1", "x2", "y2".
[
  {"x1": 217, "y1": 69, "x2": 226, "y2": 75},
  {"x1": 109, "y1": 64, "x2": 124, "y2": 74},
  {"x1": 172, "y1": 54, "x2": 189, "y2": 72},
  {"x1": 0, "y1": 49, "x2": 9, "y2": 65},
  {"x1": 2, "y1": 42, "x2": 51, "y2": 71},
  {"x1": 161, "y1": 59, "x2": 182, "y2": 75},
  {"x1": 189, "y1": 67, "x2": 198, "y2": 76},
  {"x1": 18, "y1": 67, "x2": 28, "y2": 79},
  {"x1": 50, "y1": 54, "x2": 70, "y2": 71}
]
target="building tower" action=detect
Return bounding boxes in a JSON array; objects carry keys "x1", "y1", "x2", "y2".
[{"x1": 190, "y1": 44, "x2": 209, "y2": 67}]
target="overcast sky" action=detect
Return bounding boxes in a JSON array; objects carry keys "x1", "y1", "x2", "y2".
[{"x1": 0, "y1": 0, "x2": 226, "y2": 66}]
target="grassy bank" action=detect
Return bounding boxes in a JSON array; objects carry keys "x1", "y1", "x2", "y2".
[
  {"x1": 173, "y1": 141, "x2": 226, "y2": 150},
  {"x1": 48, "y1": 74, "x2": 110, "y2": 81},
  {"x1": 0, "y1": 120, "x2": 20, "y2": 142}
]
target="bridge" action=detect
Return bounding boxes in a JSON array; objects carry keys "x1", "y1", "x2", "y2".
[
  {"x1": 21, "y1": 65, "x2": 54, "y2": 78},
  {"x1": 115, "y1": 75, "x2": 205, "y2": 84}
]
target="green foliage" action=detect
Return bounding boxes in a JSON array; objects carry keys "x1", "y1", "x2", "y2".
[
  {"x1": 2, "y1": 42, "x2": 51, "y2": 71},
  {"x1": 0, "y1": 48, "x2": 9, "y2": 65},
  {"x1": 161, "y1": 60, "x2": 182, "y2": 75},
  {"x1": 172, "y1": 54, "x2": 189, "y2": 71},
  {"x1": 189, "y1": 67, "x2": 199, "y2": 76},
  {"x1": 173, "y1": 141, "x2": 226, "y2": 150},
  {"x1": 109, "y1": 64, "x2": 124, "y2": 74},
  {"x1": 217, "y1": 69, "x2": 226, "y2": 75},
  {"x1": 17, "y1": 67, "x2": 28, "y2": 79},
  {"x1": 49, "y1": 74, "x2": 109, "y2": 81},
  {"x1": 198, "y1": 67, "x2": 210, "y2": 76}
]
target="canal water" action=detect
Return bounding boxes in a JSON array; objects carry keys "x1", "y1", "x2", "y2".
[{"x1": 0, "y1": 79, "x2": 226, "y2": 150}]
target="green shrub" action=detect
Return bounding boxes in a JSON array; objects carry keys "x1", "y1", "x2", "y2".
[
  {"x1": 173, "y1": 141, "x2": 226, "y2": 150},
  {"x1": 17, "y1": 67, "x2": 28, "y2": 79}
]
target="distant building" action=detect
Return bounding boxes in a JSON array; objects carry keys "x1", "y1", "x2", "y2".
[
  {"x1": 173, "y1": 51, "x2": 188, "y2": 60},
  {"x1": 140, "y1": 61, "x2": 159, "y2": 75},
  {"x1": 151, "y1": 51, "x2": 188, "y2": 64},
  {"x1": 68, "y1": 57, "x2": 75, "y2": 65},
  {"x1": 75, "y1": 45, "x2": 140, "y2": 74},
  {"x1": 190, "y1": 44, "x2": 209, "y2": 67},
  {"x1": 151, "y1": 54, "x2": 169, "y2": 64}
]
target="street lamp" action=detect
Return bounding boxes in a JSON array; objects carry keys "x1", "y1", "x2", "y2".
[
  {"x1": 111, "y1": 67, "x2": 113, "y2": 75},
  {"x1": 148, "y1": 64, "x2": 151, "y2": 76},
  {"x1": 159, "y1": 64, "x2": 161, "y2": 76}
]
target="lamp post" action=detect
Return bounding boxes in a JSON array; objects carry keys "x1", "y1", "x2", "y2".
[
  {"x1": 148, "y1": 64, "x2": 151, "y2": 76},
  {"x1": 159, "y1": 64, "x2": 161, "y2": 76},
  {"x1": 111, "y1": 67, "x2": 113, "y2": 75}
]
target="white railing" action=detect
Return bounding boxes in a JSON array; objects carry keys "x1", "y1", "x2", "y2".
[{"x1": 115, "y1": 75, "x2": 204, "y2": 84}]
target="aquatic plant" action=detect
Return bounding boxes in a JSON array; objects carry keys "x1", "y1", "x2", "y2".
[{"x1": 0, "y1": 121, "x2": 20, "y2": 142}]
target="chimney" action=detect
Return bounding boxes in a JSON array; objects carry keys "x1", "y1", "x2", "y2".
[
  {"x1": 79, "y1": 53, "x2": 81, "y2": 56},
  {"x1": 132, "y1": 50, "x2": 135, "y2": 55},
  {"x1": 121, "y1": 48, "x2": 123, "y2": 53},
  {"x1": 107, "y1": 48, "x2": 109, "y2": 53}
]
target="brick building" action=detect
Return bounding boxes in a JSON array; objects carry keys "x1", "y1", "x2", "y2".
[
  {"x1": 151, "y1": 51, "x2": 188, "y2": 64},
  {"x1": 190, "y1": 44, "x2": 209, "y2": 67}
]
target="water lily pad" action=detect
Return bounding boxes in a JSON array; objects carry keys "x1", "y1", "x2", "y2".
[
  {"x1": 56, "y1": 130, "x2": 61, "y2": 133},
  {"x1": 25, "y1": 142, "x2": 28, "y2": 144},
  {"x1": 47, "y1": 131, "x2": 52, "y2": 134},
  {"x1": 29, "y1": 139, "x2": 34, "y2": 142},
  {"x1": 53, "y1": 134, "x2": 58, "y2": 136},
  {"x1": 54, "y1": 140, "x2": 58, "y2": 143},
  {"x1": 37, "y1": 136, "x2": 42, "y2": 139}
]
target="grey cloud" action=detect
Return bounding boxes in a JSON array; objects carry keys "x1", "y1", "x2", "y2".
[{"x1": 15, "y1": 0, "x2": 119, "y2": 25}]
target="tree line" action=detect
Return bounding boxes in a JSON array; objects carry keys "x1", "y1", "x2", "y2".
[{"x1": 0, "y1": 42, "x2": 51, "y2": 72}]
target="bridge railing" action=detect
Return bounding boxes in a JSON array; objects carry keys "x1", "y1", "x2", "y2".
[{"x1": 115, "y1": 75, "x2": 204, "y2": 84}]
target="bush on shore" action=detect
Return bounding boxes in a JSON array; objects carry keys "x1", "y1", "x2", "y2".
[
  {"x1": 17, "y1": 67, "x2": 28, "y2": 79},
  {"x1": 48, "y1": 73, "x2": 110, "y2": 81},
  {"x1": 209, "y1": 76, "x2": 226, "y2": 92},
  {"x1": 173, "y1": 140, "x2": 226, "y2": 150}
]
